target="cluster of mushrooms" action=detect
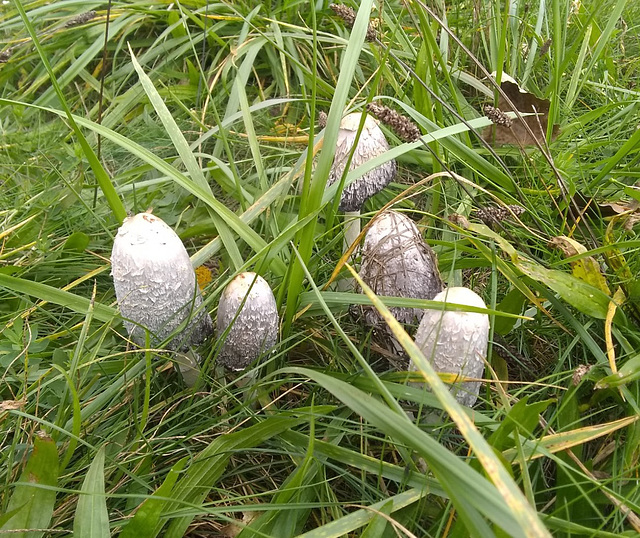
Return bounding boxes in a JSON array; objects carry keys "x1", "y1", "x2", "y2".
[
  {"x1": 111, "y1": 212, "x2": 278, "y2": 382},
  {"x1": 110, "y1": 107, "x2": 489, "y2": 406}
]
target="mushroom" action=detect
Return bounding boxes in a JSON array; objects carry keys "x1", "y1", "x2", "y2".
[
  {"x1": 328, "y1": 111, "x2": 397, "y2": 255},
  {"x1": 359, "y1": 210, "x2": 443, "y2": 329},
  {"x1": 412, "y1": 287, "x2": 489, "y2": 406},
  {"x1": 111, "y1": 211, "x2": 213, "y2": 348},
  {"x1": 111, "y1": 211, "x2": 213, "y2": 383},
  {"x1": 216, "y1": 272, "x2": 279, "y2": 371}
]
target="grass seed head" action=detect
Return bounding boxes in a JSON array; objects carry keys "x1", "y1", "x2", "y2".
[
  {"x1": 366, "y1": 103, "x2": 422, "y2": 142},
  {"x1": 65, "y1": 10, "x2": 97, "y2": 28},
  {"x1": 329, "y1": 3, "x2": 378, "y2": 41},
  {"x1": 475, "y1": 205, "x2": 525, "y2": 226},
  {"x1": 483, "y1": 104, "x2": 513, "y2": 127}
]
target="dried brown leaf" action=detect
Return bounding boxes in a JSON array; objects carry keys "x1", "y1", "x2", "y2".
[{"x1": 483, "y1": 76, "x2": 560, "y2": 146}]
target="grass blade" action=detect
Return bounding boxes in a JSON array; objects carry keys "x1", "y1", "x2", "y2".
[
  {"x1": 128, "y1": 45, "x2": 244, "y2": 270},
  {"x1": 0, "y1": 274, "x2": 116, "y2": 323},
  {"x1": 119, "y1": 457, "x2": 188, "y2": 538},
  {"x1": 298, "y1": 489, "x2": 423, "y2": 538},
  {"x1": 280, "y1": 367, "x2": 513, "y2": 536},
  {"x1": 346, "y1": 265, "x2": 551, "y2": 537},
  {"x1": 0, "y1": 433, "x2": 59, "y2": 537},
  {"x1": 503, "y1": 415, "x2": 639, "y2": 461},
  {"x1": 13, "y1": 0, "x2": 127, "y2": 224},
  {"x1": 74, "y1": 445, "x2": 109, "y2": 538},
  {"x1": 283, "y1": 0, "x2": 375, "y2": 333}
]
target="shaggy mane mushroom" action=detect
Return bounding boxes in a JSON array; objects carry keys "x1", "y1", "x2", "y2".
[
  {"x1": 111, "y1": 211, "x2": 213, "y2": 384},
  {"x1": 327, "y1": 111, "x2": 397, "y2": 256},
  {"x1": 412, "y1": 287, "x2": 489, "y2": 406},
  {"x1": 216, "y1": 272, "x2": 279, "y2": 371}
]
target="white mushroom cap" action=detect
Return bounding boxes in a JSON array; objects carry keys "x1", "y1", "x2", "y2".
[
  {"x1": 216, "y1": 272, "x2": 279, "y2": 371},
  {"x1": 359, "y1": 211, "x2": 443, "y2": 327},
  {"x1": 328, "y1": 112, "x2": 397, "y2": 212},
  {"x1": 111, "y1": 212, "x2": 213, "y2": 350},
  {"x1": 412, "y1": 287, "x2": 489, "y2": 406}
]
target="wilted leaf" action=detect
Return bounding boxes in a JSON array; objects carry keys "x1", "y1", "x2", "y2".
[
  {"x1": 0, "y1": 399, "x2": 26, "y2": 416},
  {"x1": 565, "y1": 192, "x2": 638, "y2": 218},
  {"x1": 604, "y1": 287, "x2": 626, "y2": 376},
  {"x1": 599, "y1": 201, "x2": 639, "y2": 216},
  {"x1": 502, "y1": 416, "x2": 638, "y2": 461},
  {"x1": 0, "y1": 432, "x2": 59, "y2": 537},
  {"x1": 483, "y1": 74, "x2": 559, "y2": 146},
  {"x1": 549, "y1": 235, "x2": 611, "y2": 295}
]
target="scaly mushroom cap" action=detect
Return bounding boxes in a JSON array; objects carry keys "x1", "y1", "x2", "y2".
[
  {"x1": 216, "y1": 272, "x2": 279, "y2": 371},
  {"x1": 328, "y1": 112, "x2": 397, "y2": 212},
  {"x1": 111, "y1": 212, "x2": 213, "y2": 350},
  {"x1": 359, "y1": 211, "x2": 443, "y2": 327},
  {"x1": 412, "y1": 287, "x2": 489, "y2": 406}
]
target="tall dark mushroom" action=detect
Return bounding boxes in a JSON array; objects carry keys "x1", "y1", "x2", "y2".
[
  {"x1": 216, "y1": 272, "x2": 279, "y2": 371},
  {"x1": 412, "y1": 287, "x2": 489, "y2": 406},
  {"x1": 328, "y1": 112, "x2": 397, "y2": 253}
]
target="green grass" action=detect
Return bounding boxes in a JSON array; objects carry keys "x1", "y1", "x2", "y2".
[{"x1": 2, "y1": 0, "x2": 640, "y2": 536}]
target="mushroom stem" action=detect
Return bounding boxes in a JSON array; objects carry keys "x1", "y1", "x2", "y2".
[
  {"x1": 343, "y1": 210, "x2": 361, "y2": 253},
  {"x1": 174, "y1": 351, "x2": 201, "y2": 388},
  {"x1": 338, "y1": 211, "x2": 361, "y2": 291}
]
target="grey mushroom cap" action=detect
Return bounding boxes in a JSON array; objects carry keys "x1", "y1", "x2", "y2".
[
  {"x1": 412, "y1": 287, "x2": 489, "y2": 407},
  {"x1": 328, "y1": 112, "x2": 397, "y2": 212},
  {"x1": 216, "y1": 272, "x2": 279, "y2": 371},
  {"x1": 111, "y1": 212, "x2": 213, "y2": 350},
  {"x1": 359, "y1": 211, "x2": 443, "y2": 327}
]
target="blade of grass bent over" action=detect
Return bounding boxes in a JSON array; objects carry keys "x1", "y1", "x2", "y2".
[
  {"x1": 298, "y1": 488, "x2": 425, "y2": 538},
  {"x1": 0, "y1": 97, "x2": 285, "y2": 276},
  {"x1": 0, "y1": 274, "x2": 116, "y2": 323},
  {"x1": 287, "y1": 254, "x2": 512, "y2": 534},
  {"x1": 281, "y1": 367, "x2": 509, "y2": 536}
]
